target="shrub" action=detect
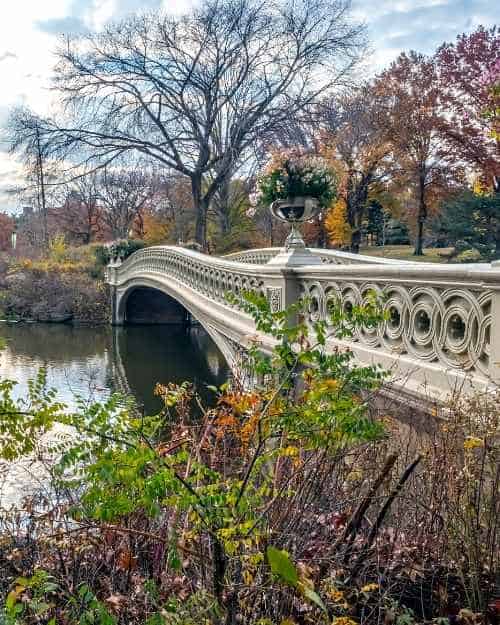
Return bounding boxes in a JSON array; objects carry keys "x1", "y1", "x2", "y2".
[
  {"x1": 94, "y1": 239, "x2": 147, "y2": 268},
  {"x1": 48, "y1": 233, "x2": 69, "y2": 263},
  {"x1": 2, "y1": 270, "x2": 109, "y2": 323},
  {"x1": 455, "y1": 248, "x2": 483, "y2": 263},
  {"x1": 0, "y1": 295, "x2": 498, "y2": 624},
  {"x1": 255, "y1": 150, "x2": 337, "y2": 208}
]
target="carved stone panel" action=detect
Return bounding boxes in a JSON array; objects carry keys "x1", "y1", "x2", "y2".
[{"x1": 266, "y1": 287, "x2": 283, "y2": 312}]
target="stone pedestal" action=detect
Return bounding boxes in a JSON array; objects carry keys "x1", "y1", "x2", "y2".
[{"x1": 267, "y1": 246, "x2": 323, "y2": 267}]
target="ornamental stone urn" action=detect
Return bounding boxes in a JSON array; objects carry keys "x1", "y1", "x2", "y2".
[
  {"x1": 270, "y1": 196, "x2": 320, "y2": 250},
  {"x1": 268, "y1": 195, "x2": 322, "y2": 266}
]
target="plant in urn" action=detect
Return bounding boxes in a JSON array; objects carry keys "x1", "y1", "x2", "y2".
[{"x1": 254, "y1": 151, "x2": 337, "y2": 250}]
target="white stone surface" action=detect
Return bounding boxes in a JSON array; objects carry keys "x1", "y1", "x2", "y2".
[{"x1": 107, "y1": 246, "x2": 500, "y2": 403}]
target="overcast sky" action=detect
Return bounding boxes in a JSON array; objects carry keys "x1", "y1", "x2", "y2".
[{"x1": 0, "y1": 0, "x2": 498, "y2": 214}]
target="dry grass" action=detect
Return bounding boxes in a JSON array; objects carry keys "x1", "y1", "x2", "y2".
[{"x1": 359, "y1": 245, "x2": 454, "y2": 263}]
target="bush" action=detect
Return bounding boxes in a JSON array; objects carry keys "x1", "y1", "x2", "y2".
[
  {"x1": 48, "y1": 233, "x2": 69, "y2": 263},
  {"x1": 0, "y1": 295, "x2": 498, "y2": 624},
  {"x1": 94, "y1": 239, "x2": 147, "y2": 268},
  {"x1": 2, "y1": 269, "x2": 109, "y2": 323},
  {"x1": 455, "y1": 248, "x2": 483, "y2": 263}
]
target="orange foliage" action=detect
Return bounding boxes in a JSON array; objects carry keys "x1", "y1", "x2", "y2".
[
  {"x1": 325, "y1": 199, "x2": 351, "y2": 247},
  {"x1": 141, "y1": 211, "x2": 171, "y2": 245},
  {"x1": 0, "y1": 213, "x2": 15, "y2": 251}
]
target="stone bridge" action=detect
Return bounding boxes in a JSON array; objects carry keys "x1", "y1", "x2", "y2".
[{"x1": 106, "y1": 245, "x2": 500, "y2": 406}]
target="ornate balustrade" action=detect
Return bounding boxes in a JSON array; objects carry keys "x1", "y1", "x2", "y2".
[
  {"x1": 106, "y1": 245, "x2": 500, "y2": 403},
  {"x1": 296, "y1": 263, "x2": 500, "y2": 397},
  {"x1": 106, "y1": 246, "x2": 283, "y2": 318},
  {"x1": 225, "y1": 247, "x2": 416, "y2": 265}
]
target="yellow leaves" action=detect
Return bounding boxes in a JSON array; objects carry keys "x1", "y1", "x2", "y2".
[
  {"x1": 331, "y1": 618, "x2": 358, "y2": 625},
  {"x1": 361, "y1": 583, "x2": 379, "y2": 593},
  {"x1": 280, "y1": 446, "x2": 299, "y2": 458},
  {"x1": 463, "y1": 436, "x2": 484, "y2": 451},
  {"x1": 249, "y1": 552, "x2": 264, "y2": 566},
  {"x1": 222, "y1": 390, "x2": 261, "y2": 415},
  {"x1": 6, "y1": 584, "x2": 25, "y2": 609},
  {"x1": 240, "y1": 412, "x2": 260, "y2": 447},
  {"x1": 327, "y1": 587, "x2": 345, "y2": 603},
  {"x1": 214, "y1": 413, "x2": 239, "y2": 439},
  {"x1": 324, "y1": 379, "x2": 340, "y2": 391},
  {"x1": 213, "y1": 389, "x2": 265, "y2": 446},
  {"x1": 325, "y1": 198, "x2": 352, "y2": 247},
  {"x1": 13, "y1": 257, "x2": 87, "y2": 275},
  {"x1": 346, "y1": 469, "x2": 363, "y2": 482},
  {"x1": 279, "y1": 445, "x2": 302, "y2": 468},
  {"x1": 142, "y1": 211, "x2": 171, "y2": 245}
]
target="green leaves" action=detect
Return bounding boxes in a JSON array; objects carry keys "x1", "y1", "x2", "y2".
[
  {"x1": 266, "y1": 546, "x2": 327, "y2": 615},
  {"x1": 267, "y1": 546, "x2": 299, "y2": 586}
]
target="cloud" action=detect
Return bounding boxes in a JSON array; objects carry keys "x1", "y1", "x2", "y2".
[
  {"x1": 0, "y1": 51, "x2": 18, "y2": 63},
  {"x1": 352, "y1": 0, "x2": 499, "y2": 69},
  {"x1": 35, "y1": 16, "x2": 89, "y2": 35}
]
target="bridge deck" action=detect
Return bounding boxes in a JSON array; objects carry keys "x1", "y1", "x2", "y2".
[{"x1": 106, "y1": 246, "x2": 500, "y2": 404}]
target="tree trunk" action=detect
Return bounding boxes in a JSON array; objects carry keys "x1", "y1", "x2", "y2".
[
  {"x1": 495, "y1": 224, "x2": 500, "y2": 258},
  {"x1": 35, "y1": 127, "x2": 48, "y2": 249},
  {"x1": 414, "y1": 172, "x2": 427, "y2": 256},
  {"x1": 191, "y1": 176, "x2": 208, "y2": 249},
  {"x1": 350, "y1": 209, "x2": 363, "y2": 254},
  {"x1": 316, "y1": 214, "x2": 327, "y2": 248}
]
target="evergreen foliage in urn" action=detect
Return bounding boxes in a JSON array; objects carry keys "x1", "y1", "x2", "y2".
[{"x1": 253, "y1": 151, "x2": 337, "y2": 210}]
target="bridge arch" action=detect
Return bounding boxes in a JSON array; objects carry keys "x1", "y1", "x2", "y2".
[
  {"x1": 121, "y1": 286, "x2": 189, "y2": 325},
  {"x1": 114, "y1": 277, "x2": 246, "y2": 376}
]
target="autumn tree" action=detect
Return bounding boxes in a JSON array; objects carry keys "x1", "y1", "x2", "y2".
[
  {"x1": 436, "y1": 26, "x2": 500, "y2": 191},
  {"x1": 141, "y1": 210, "x2": 171, "y2": 246},
  {"x1": 318, "y1": 85, "x2": 392, "y2": 253},
  {"x1": 0, "y1": 213, "x2": 15, "y2": 251},
  {"x1": 376, "y1": 52, "x2": 452, "y2": 256},
  {"x1": 325, "y1": 197, "x2": 351, "y2": 247},
  {"x1": 54, "y1": 173, "x2": 104, "y2": 244},
  {"x1": 10, "y1": 0, "x2": 365, "y2": 250}
]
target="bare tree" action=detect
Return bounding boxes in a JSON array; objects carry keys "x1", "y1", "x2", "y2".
[
  {"x1": 7, "y1": 116, "x2": 60, "y2": 249},
  {"x1": 56, "y1": 173, "x2": 103, "y2": 244},
  {"x1": 10, "y1": 0, "x2": 365, "y2": 248},
  {"x1": 97, "y1": 165, "x2": 162, "y2": 239}
]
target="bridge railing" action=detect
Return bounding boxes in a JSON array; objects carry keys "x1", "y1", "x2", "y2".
[
  {"x1": 106, "y1": 245, "x2": 284, "y2": 313},
  {"x1": 224, "y1": 247, "x2": 417, "y2": 265},
  {"x1": 295, "y1": 262, "x2": 500, "y2": 392},
  {"x1": 107, "y1": 245, "x2": 500, "y2": 399}
]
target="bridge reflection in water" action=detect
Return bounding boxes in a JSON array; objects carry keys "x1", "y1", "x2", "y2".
[
  {"x1": 110, "y1": 324, "x2": 228, "y2": 413},
  {"x1": 0, "y1": 322, "x2": 228, "y2": 415}
]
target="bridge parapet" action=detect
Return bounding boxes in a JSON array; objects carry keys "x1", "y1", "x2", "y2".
[
  {"x1": 106, "y1": 245, "x2": 500, "y2": 402},
  {"x1": 296, "y1": 262, "x2": 500, "y2": 397},
  {"x1": 225, "y1": 247, "x2": 416, "y2": 265}
]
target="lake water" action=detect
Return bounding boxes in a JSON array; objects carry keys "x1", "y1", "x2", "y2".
[
  {"x1": 0, "y1": 323, "x2": 229, "y2": 508},
  {"x1": 0, "y1": 322, "x2": 229, "y2": 414}
]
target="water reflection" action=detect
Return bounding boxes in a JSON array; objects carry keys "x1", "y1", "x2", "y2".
[
  {"x1": 0, "y1": 322, "x2": 229, "y2": 508},
  {"x1": 0, "y1": 322, "x2": 229, "y2": 413},
  {"x1": 110, "y1": 324, "x2": 228, "y2": 413}
]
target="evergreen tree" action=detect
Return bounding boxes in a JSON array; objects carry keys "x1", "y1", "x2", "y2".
[
  {"x1": 436, "y1": 190, "x2": 500, "y2": 260},
  {"x1": 365, "y1": 200, "x2": 386, "y2": 245}
]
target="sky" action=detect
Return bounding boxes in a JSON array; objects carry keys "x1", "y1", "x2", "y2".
[{"x1": 0, "y1": 0, "x2": 497, "y2": 214}]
